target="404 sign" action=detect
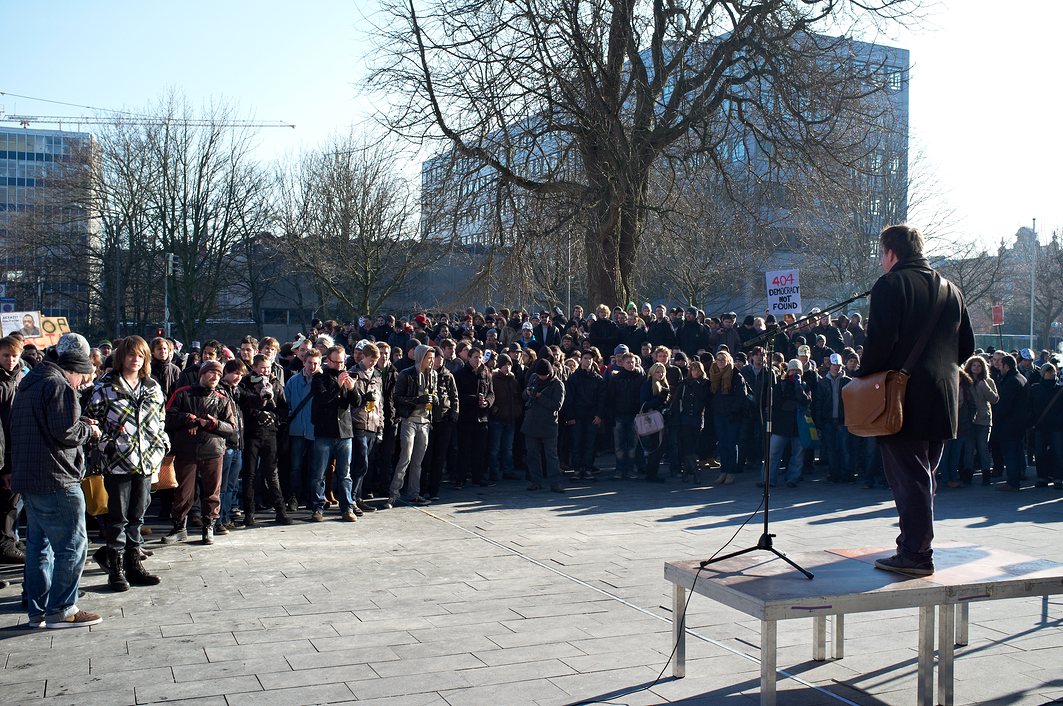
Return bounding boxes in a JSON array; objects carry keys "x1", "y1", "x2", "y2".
[{"x1": 765, "y1": 269, "x2": 802, "y2": 315}]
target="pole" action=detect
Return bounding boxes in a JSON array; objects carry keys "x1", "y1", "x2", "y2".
[
  {"x1": 566, "y1": 231, "x2": 572, "y2": 315},
  {"x1": 1030, "y1": 218, "x2": 1037, "y2": 350},
  {"x1": 163, "y1": 253, "x2": 172, "y2": 338}
]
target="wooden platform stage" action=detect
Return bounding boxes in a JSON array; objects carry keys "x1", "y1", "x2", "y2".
[{"x1": 664, "y1": 543, "x2": 1063, "y2": 705}]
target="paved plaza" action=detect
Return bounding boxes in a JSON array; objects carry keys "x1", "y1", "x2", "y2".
[{"x1": 0, "y1": 472, "x2": 1060, "y2": 705}]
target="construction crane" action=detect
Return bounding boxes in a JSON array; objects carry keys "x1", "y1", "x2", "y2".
[
  {"x1": 0, "y1": 91, "x2": 295, "y2": 130},
  {"x1": 0, "y1": 113, "x2": 295, "y2": 130}
]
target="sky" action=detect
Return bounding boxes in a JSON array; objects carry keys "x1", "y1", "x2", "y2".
[{"x1": 3, "y1": 0, "x2": 1060, "y2": 250}]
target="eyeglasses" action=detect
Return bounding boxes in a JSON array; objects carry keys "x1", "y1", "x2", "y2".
[{"x1": 327, "y1": 358, "x2": 344, "y2": 366}]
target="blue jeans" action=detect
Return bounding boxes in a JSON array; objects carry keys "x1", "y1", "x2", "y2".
[
  {"x1": 289, "y1": 435, "x2": 314, "y2": 503},
  {"x1": 767, "y1": 434, "x2": 804, "y2": 485},
  {"x1": 569, "y1": 419, "x2": 598, "y2": 471},
  {"x1": 488, "y1": 421, "x2": 515, "y2": 477},
  {"x1": 970, "y1": 425, "x2": 991, "y2": 471},
  {"x1": 613, "y1": 416, "x2": 636, "y2": 476},
  {"x1": 351, "y1": 430, "x2": 377, "y2": 499},
  {"x1": 311, "y1": 437, "x2": 353, "y2": 512},
  {"x1": 822, "y1": 420, "x2": 851, "y2": 482},
  {"x1": 23, "y1": 486, "x2": 87, "y2": 623},
  {"x1": 714, "y1": 416, "x2": 741, "y2": 476},
  {"x1": 220, "y1": 448, "x2": 243, "y2": 523},
  {"x1": 942, "y1": 436, "x2": 969, "y2": 483}
]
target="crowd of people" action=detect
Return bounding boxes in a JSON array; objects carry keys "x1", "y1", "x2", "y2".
[{"x1": 0, "y1": 298, "x2": 1060, "y2": 627}]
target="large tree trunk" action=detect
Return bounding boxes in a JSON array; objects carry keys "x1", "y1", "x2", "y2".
[{"x1": 583, "y1": 166, "x2": 647, "y2": 307}]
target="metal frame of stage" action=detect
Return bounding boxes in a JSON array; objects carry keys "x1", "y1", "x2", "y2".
[{"x1": 665, "y1": 544, "x2": 1063, "y2": 706}]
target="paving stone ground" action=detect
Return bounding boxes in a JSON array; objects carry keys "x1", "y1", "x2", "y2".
[{"x1": 0, "y1": 466, "x2": 1060, "y2": 705}]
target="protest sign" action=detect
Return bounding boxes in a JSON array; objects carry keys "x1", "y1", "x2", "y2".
[
  {"x1": 765, "y1": 269, "x2": 801, "y2": 316},
  {"x1": 0, "y1": 311, "x2": 42, "y2": 338}
]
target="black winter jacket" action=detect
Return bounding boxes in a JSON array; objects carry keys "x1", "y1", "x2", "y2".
[
  {"x1": 165, "y1": 383, "x2": 238, "y2": 461},
  {"x1": 601, "y1": 367, "x2": 644, "y2": 417},
  {"x1": 310, "y1": 368, "x2": 362, "y2": 439},
  {"x1": 563, "y1": 367, "x2": 603, "y2": 421}
]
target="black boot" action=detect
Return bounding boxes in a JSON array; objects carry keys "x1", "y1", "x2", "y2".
[
  {"x1": 274, "y1": 505, "x2": 293, "y2": 525},
  {"x1": 124, "y1": 550, "x2": 161, "y2": 586},
  {"x1": 108, "y1": 550, "x2": 130, "y2": 592},
  {"x1": 161, "y1": 518, "x2": 188, "y2": 544}
]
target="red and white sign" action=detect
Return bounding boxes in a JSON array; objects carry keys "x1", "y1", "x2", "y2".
[{"x1": 992, "y1": 304, "x2": 1004, "y2": 327}]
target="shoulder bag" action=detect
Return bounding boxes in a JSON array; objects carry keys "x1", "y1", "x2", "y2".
[{"x1": 843, "y1": 278, "x2": 949, "y2": 437}]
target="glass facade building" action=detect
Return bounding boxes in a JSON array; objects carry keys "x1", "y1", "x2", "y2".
[{"x1": 0, "y1": 127, "x2": 95, "y2": 326}]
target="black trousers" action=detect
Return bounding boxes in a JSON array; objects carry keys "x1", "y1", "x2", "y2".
[
  {"x1": 457, "y1": 422, "x2": 489, "y2": 484},
  {"x1": 878, "y1": 436, "x2": 944, "y2": 564},
  {"x1": 0, "y1": 469, "x2": 20, "y2": 551},
  {"x1": 103, "y1": 474, "x2": 152, "y2": 552},
  {"x1": 242, "y1": 433, "x2": 284, "y2": 513},
  {"x1": 425, "y1": 418, "x2": 455, "y2": 497}
]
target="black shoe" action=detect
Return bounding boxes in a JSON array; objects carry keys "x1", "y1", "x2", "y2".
[
  {"x1": 351, "y1": 504, "x2": 364, "y2": 518},
  {"x1": 275, "y1": 512, "x2": 294, "y2": 526},
  {"x1": 526, "y1": 483, "x2": 542, "y2": 491},
  {"x1": 124, "y1": 551, "x2": 161, "y2": 586},
  {"x1": 201, "y1": 526, "x2": 214, "y2": 545},
  {"x1": 356, "y1": 500, "x2": 376, "y2": 513},
  {"x1": 645, "y1": 476, "x2": 666, "y2": 483},
  {"x1": 874, "y1": 553, "x2": 934, "y2": 577},
  {"x1": 476, "y1": 480, "x2": 495, "y2": 487},
  {"x1": 549, "y1": 483, "x2": 565, "y2": 493},
  {"x1": 161, "y1": 520, "x2": 188, "y2": 545},
  {"x1": 107, "y1": 550, "x2": 130, "y2": 592},
  {"x1": 214, "y1": 521, "x2": 229, "y2": 536},
  {"x1": 188, "y1": 515, "x2": 203, "y2": 528},
  {"x1": 243, "y1": 514, "x2": 258, "y2": 528},
  {"x1": 286, "y1": 497, "x2": 299, "y2": 512},
  {"x1": 1035, "y1": 480, "x2": 1050, "y2": 488},
  {"x1": 0, "y1": 546, "x2": 26, "y2": 564}
]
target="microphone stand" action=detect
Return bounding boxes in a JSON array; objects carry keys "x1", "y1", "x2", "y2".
[{"x1": 700, "y1": 290, "x2": 871, "y2": 579}]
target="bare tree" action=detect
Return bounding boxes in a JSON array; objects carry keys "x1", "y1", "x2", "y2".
[
  {"x1": 372, "y1": 0, "x2": 919, "y2": 306},
  {"x1": 275, "y1": 135, "x2": 423, "y2": 317}
]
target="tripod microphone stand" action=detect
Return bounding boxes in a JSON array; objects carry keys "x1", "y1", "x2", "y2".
[{"x1": 700, "y1": 290, "x2": 871, "y2": 579}]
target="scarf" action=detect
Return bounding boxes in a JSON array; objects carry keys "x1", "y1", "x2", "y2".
[{"x1": 709, "y1": 361, "x2": 733, "y2": 395}]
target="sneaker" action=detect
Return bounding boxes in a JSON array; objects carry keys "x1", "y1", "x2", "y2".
[
  {"x1": 214, "y1": 521, "x2": 229, "y2": 536},
  {"x1": 286, "y1": 497, "x2": 299, "y2": 512},
  {"x1": 874, "y1": 554, "x2": 934, "y2": 577},
  {"x1": 309, "y1": 511, "x2": 325, "y2": 522},
  {"x1": 188, "y1": 515, "x2": 203, "y2": 528},
  {"x1": 1035, "y1": 481, "x2": 1050, "y2": 488},
  {"x1": 476, "y1": 480, "x2": 496, "y2": 487},
  {"x1": 223, "y1": 521, "x2": 238, "y2": 531},
  {"x1": 231, "y1": 509, "x2": 245, "y2": 520},
  {"x1": 351, "y1": 505, "x2": 364, "y2": 518},
  {"x1": 201, "y1": 526, "x2": 214, "y2": 545},
  {"x1": 996, "y1": 484, "x2": 1020, "y2": 492},
  {"x1": 341, "y1": 511, "x2": 357, "y2": 522},
  {"x1": 47, "y1": 610, "x2": 103, "y2": 629},
  {"x1": 274, "y1": 513, "x2": 294, "y2": 526},
  {"x1": 410, "y1": 496, "x2": 430, "y2": 506},
  {"x1": 549, "y1": 483, "x2": 565, "y2": 493},
  {"x1": 26, "y1": 617, "x2": 46, "y2": 629},
  {"x1": 356, "y1": 500, "x2": 376, "y2": 514},
  {"x1": 526, "y1": 483, "x2": 542, "y2": 491}
]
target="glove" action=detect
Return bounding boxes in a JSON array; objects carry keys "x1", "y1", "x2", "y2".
[{"x1": 185, "y1": 413, "x2": 198, "y2": 427}]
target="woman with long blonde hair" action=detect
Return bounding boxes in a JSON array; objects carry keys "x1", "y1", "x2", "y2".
[
  {"x1": 640, "y1": 363, "x2": 671, "y2": 482},
  {"x1": 708, "y1": 350, "x2": 749, "y2": 485}
]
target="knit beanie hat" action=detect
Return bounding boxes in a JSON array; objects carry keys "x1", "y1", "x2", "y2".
[{"x1": 56, "y1": 333, "x2": 94, "y2": 374}]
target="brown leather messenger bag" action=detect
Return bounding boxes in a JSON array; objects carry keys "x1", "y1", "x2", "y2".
[{"x1": 843, "y1": 278, "x2": 949, "y2": 437}]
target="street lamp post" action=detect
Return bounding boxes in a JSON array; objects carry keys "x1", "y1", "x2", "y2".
[{"x1": 1030, "y1": 218, "x2": 1037, "y2": 350}]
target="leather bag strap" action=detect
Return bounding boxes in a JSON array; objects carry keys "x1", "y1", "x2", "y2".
[{"x1": 901, "y1": 277, "x2": 950, "y2": 375}]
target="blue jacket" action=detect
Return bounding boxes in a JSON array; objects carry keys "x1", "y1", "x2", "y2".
[{"x1": 284, "y1": 370, "x2": 317, "y2": 440}]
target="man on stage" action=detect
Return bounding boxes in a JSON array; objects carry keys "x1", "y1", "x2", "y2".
[{"x1": 857, "y1": 225, "x2": 974, "y2": 576}]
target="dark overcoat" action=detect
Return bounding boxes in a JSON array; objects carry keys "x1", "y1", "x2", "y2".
[{"x1": 856, "y1": 255, "x2": 975, "y2": 441}]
